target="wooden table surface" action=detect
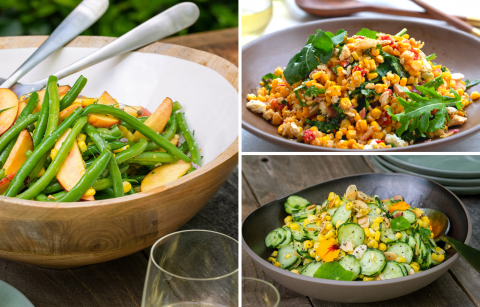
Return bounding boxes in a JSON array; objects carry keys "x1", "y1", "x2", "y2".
[
  {"x1": 242, "y1": 155, "x2": 480, "y2": 307},
  {"x1": 0, "y1": 28, "x2": 238, "y2": 307}
]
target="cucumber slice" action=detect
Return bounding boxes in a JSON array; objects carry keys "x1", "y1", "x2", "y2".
[
  {"x1": 337, "y1": 223, "x2": 365, "y2": 248},
  {"x1": 407, "y1": 235, "x2": 416, "y2": 249},
  {"x1": 265, "y1": 228, "x2": 286, "y2": 248},
  {"x1": 359, "y1": 249, "x2": 387, "y2": 276},
  {"x1": 291, "y1": 228, "x2": 306, "y2": 241},
  {"x1": 300, "y1": 261, "x2": 322, "y2": 277},
  {"x1": 327, "y1": 207, "x2": 338, "y2": 217},
  {"x1": 292, "y1": 208, "x2": 315, "y2": 222},
  {"x1": 367, "y1": 204, "x2": 382, "y2": 227},
  {"x1": 332, "y1": 203, "x2": 352, "y2": 227},
  {"x1": 392, "y1": 210, "x2": 416, "y2": 224},
  {"x1": 426, "y1": 237, "x2": 437, "y2": 249},
  {"x1": 398, "y1": 231, "x2": 408, "y2": 243},
  {"x1": 338, "y1": 255, "x2": 361, "y2": 279},
  {"x1": 382, "y1": 261, "x2": 405, "y2": 279},
  {"x1": 420, "y1": 245, "x2": 432, "y2": 270},
  {"x1": 277, "y1": 228, "x2": 293, "y2": 248},
  {"x1": 293, "y1": 241, "x2": 314, "y2": 260},
  {"x1": 398, "y1": 263, "x2": 408, "y2": 276},
  {"x1": 284, "y1": 195, "x2": 310, "y2": 214},
  {"x1": 380, "y1": 222, "x2": 397, "y2": 243},
  {"x1": 386, "y1": 242, "x2": 414, "y2": 264},
  {"x1": 402, "y1": 263, "x2": 414, "y2": 275},
  {"x1": 304, "y1": 223, "x2": 321, "y2": 240},
  {"x1": 277, "y1": 245, "x2": 300, "y2": 270}
]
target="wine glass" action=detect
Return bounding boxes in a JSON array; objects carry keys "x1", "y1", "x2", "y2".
[{"x1": 242, "y1": 277, "x2": 280, "y2": 307}]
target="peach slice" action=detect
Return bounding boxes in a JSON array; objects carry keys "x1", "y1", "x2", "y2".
[
  {"x1": 3, "y1": 130, "x2": 33, "y2": 176},
  {"x1": 139, "y1": 107, "x2": 151, "y2": 117},
  {"x1": 16, "y1": 100, "x2": 27, "y2": 120},
  {"x1": 87, "y1": 113, "x2": 121, "y2": 128},
  {"x1": 141, "y1": 160, "x2": 191, "y2": 192},
  {"x1": 121, "y1": 106, "x2": 142, "y2": 118},
  {"x1": 133, "y1": 98, "x2": 172, "y2": 141},
  {"x1": 33, "y1": 85, "x2": 71, "y2": 113},
  {"x1": 59, "y1": 103, "x2": 82, "y2": 121},
  {"x1": 55, "y1": 129, "x2": 94, "y2": 201},
  {"x1": 0, "y1": 171, "x2": 17, "y2": 194},
  {"x1": 97, "y1": 91, "x2": 118, "y2": 107},
  {"x1": 0, "y1": 89, "x2": 19, "y2": 136}
]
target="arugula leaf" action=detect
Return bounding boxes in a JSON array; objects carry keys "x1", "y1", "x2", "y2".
[
  {"x1": 441, "y1": 67, "x2": 447, "y2": 72},
  {"x1": 306, "y1": 118, "x2": 340, "y2": 134},
  {"x1": 306, "y1": 34, "x2": 315, "y2": 44},
  {"x1": 425, "y1": 53, "x2": 436, "y2": 61},
  {"x1": 331, "y1": 104, "x2": 346, "y2": 119},
  {"x1": 305, "y1": 86, "x2": 326, "y2": 98},
  {"x1": 0, "y1": 106, "x2": 14, "y2": 115},
  {"x1": 312, "y1": 30, "x2": 334, "y2": 64},
  {"x1": 262, "y1": 73, "x2": 277, "y2": 94},
  {"x1": 376, "y1": 61, "x2": 394, "y2": 77},
  {"x1": 283, "y1": 44, "x2": 322, "y2": 84},
  {"x1": 331, "y1": 29, "x2": 346, "y2": 46},
  {"x1": 465, "y1": 79, "x2": 480, "y2": 89},
  {"x1": 356, "y1": 28, "x2": 377, "y2": 39},
  {"x1": 314, "y1": 261, "x2": 355, "y2": 281},
  {"x1": 391, "y1": 216, "x2": 411, "y2": 231},
  {"x1": 390, "y1": 85, "x2": 462, "y2": 137},
  {"x1": 361, "y1": 88, "x2": 377, "y2": 97},
  {"x1": 332, "y1": 65, "x2": 341, "y2": 75},
  {"x1": 418, "y1": 227, "x2": 432, "y2": 239},
  {"x1": 423, "y1": 75, "x2": 443, "y2": 89},
  {"x1": 379, "y1": 47, "x2": 408, "y2": 78},
  {"x1": 293, "y1": 84, "x2": 307, "y2": 107}
]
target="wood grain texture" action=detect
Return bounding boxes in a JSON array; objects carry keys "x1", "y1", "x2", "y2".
[
  {"x1": 242, "y1": 155, "x2": 479, "y2": 307},
  {"x1": 0, "y1": 36, "x2": 238, "y2": 268}
]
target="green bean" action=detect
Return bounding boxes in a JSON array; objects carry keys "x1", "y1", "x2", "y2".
[
  {"x1": 17, "y1": 116, "x2": 88, "y2": 200},
  {"x1": 103, "y1": 187, "x2": 115, "y2": 196},
  {"x1": 0, "y1": 169, "x2": 5, "y2": 179},
  {"x1": 35, "y1": 194, "x2": 48, "y2": 201},
  {"x1": 44, "y1": 76, "x2": 60, "y2": 136},
  {"x1": 92, "y1": 178, "x2": 112, "y2": 191},
  {"x1": 3, "y1": 108, "x2": 83, "y2": 197},
  {"x1": 120, "y1": 117, "x2": 148, "y2": 131},
  {"x1": 82, "y1": 105, "x2": 190, "y2": 162},
  {"x1": 114, "y1": 138, "x2": 148, "y2": 164},
  {"x1": 17, "y1": 91, "x2": 38, "y2": 121},
  {"x1": 82, "y1": 141, "x2": 126, "y2": 156},
  {"x1": 96, "y1": 127, "x2": 123, "y2": 141},
  {"x1": 56, "y1": 149, "x2": 112, "y2": 202},
  {"x1": 176, "y1": 112, "x2": 201, "y2": 172},
  {"x1": 32, "y1": 80, "x2": 51, "y2": 148},
  {"x1": 126, "y1": 151, "x2": 178, "y2": 165},
  {"x1": 0, "y1": 113, "x2": 40, "y2": 153},
  {"x1": 84, "y1": 124, "x2": 124, "y2": 198},
  {"x1": 161, "y1": 114, "x2": 177, "y2": 141},
  {"x1": 128, "y1": 174, "x2": 146, "y2": 183},
  {"x1": 94, "y1": 192, "x2": 115, "y2": 200},
  {"x1": 36, "y1": 190, "x2": 67, "y2": 202},
  {"x1": 42, "y1": 181, "x2": 63, "y2": 195},
  {"x1": 173, "y1": 101, "x2": 183, "y2": 112},
  {"x1": 59, "y1": 75, "x2": 87, "y2": 110},
  {"x1": 178, "y1": 142, "x2": 189, "y2": 154},
  {"x1": 0, "y1": 136, "x2": 17, "y2": 168}
]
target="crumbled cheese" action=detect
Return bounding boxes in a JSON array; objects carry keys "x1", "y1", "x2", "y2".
[
  {"x1": 446, "y1": 107, "x2": 458, "y2": 115},
  {"x1": 263, "y1": 109, "x2": 274, "y2": 120},
  {"x1": 339, "y1": 45, "x2": 351, "y2": 61},
  {"x1": 365, "y1": 83, "x2": 375, "y2": 89},
  {"x1": 319, "y1": 101, "x2": 329, "y2": 115},
  {"x1": 246, "y1": 100, "x2": 266, "y2": 113},
  {"x1": 363, "y1": 139, "x2": 380, "y2": 150},
  {"x1": 317, "y1": 64, "x2": 329, "y2": 71},
  {"x1": 289, "y1": 122, "x2": 301, "y2": 137},
  {"x1": 352, "y1": 245, "x2": 367, "y2": 260},
  {"x1": 451, "y1": 73, "x2": 465, "y2": 80},
  {"x1": 331, "y1": 96, "x2": 339, "y2": 104},
  {"x1": 385, "y1": 134, "x2": 409, "y2": 147}
]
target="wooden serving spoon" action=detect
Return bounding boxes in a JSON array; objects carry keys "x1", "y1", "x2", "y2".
[
  {"x1": 423, "y1": 208, "x2": 480, "y2": 273},
  {"x1": 295, "y1": 0, "x2": 480, "y2": 28}
]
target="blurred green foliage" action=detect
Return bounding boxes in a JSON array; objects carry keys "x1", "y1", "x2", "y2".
[{"x1": 0, "y1": 0, "x2": 238, "y2": 37}]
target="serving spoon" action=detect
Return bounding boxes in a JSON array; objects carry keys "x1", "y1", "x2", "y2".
[
  {"x1": 422, "y1": 208, "x2": 480, "y2": 273},
  {"x1": 1, "y1": 2, "x2": 200, "y2": 97}
]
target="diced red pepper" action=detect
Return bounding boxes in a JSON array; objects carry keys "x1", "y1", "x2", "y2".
[
  {"x1": 340, "y1": 60, "x2": 349, "y2": 68},
  {"x1": 353, "y1": 66, "x2": 366, "y2": 76},
  {"x1": 431, "y1": 109, "x2": 438, "y2": 115},
  {"x1": 303, "y1": 129, "x2": 315, "y2": 143},
  {"x1": 356, "y1": 36, "x2": 365, "y2": 39},
  {"x1": 385, "y1": 89, "x2": 393, "y2": 96},
  {"x1": 410, "y1": 48, "x2": 419, "y2": 60},
  {"x1": 277, "y1": 103, "x2": 286, "y2": 110},
  {"x1": 377, "y1": 110, "x2": 391, "y2": 126},
  {"x1": 376, "y1": 140, "x2": 385, "y2": 144}
]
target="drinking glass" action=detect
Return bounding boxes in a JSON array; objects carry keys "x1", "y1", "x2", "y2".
[
  {"x1": 142, "y1": 230, "x2": 239, "y2": 307},
  {"x1": 241, "y1": 0, "x2": 273, "y2": 44},
  {"x1": 242, "y1": 278, "x2": 280, "y2": 307}
]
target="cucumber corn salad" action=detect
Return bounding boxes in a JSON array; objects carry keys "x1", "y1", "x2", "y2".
[
  {"x1": 247, "y1": 28, "x2": 480, "y2": 149},
  {"x1": 264, "y1": 185, "x2": 447, "y2": 281},
  {"x1": 0, "y1": 75, "x2": 200, "y2": 202}
]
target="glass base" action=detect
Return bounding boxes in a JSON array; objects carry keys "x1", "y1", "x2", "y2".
[{"x1": 165, "y1": 303, "x2": 227, "y2": 307}]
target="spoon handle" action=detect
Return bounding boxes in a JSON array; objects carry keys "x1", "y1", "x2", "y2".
[
  {"x1": 442, "y1": 236, "x2": 480, "y2": 273},
  {"x1": 0, "y1": 0, "x2": 108, "y2": 89}
]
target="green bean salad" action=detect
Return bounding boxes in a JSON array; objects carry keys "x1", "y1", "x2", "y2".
[{"x1": 0, "y1": 75, "x2": 200, "y2": 202}]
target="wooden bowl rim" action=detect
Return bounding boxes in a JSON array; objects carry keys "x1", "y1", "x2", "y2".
[
  {"x1": 242, "y1": 172, "x2": 473, "y2": 286},
  {"x1": 0, "y1": 36, "x2": 238, "y2": 209},
  {"x1": 242, "y1": 16, "x2": 480, "y2": 152}
]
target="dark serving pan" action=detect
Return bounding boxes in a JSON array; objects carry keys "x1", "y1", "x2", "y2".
[
  {"x1": 242, "y1": 173, "x2": 472, "y2": 302},
  {"x1": 242, "y1": 17, "x2": 480, "y2": 152}
]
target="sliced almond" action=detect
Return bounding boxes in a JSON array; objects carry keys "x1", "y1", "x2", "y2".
[
  {"x1": 346, "y1": 191, "x2": 357, "y2": 201},
  {"x1": 383, "y1": 217, "x2": 391, "y2": 228},
  {"x1": 408, "y1": 269, "x2": 415, "y2": 275},
  {"x1": 340, "y1": 239, "x2": 354, "y2": 253},
  {"x1": 357, "y1": 191, "x2": 374, "y2": 202},
  {"x1": 384, "y1": 252, "x2": 398, "y2": 261},
  {"x1": 357, "y1": 216, "x2": 369, "y2": 228}
]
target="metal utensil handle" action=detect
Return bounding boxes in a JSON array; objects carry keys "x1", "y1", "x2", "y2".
[
  {"x1": 48, "y1": 2, "x2": 199, "y2": 82},
  {"x1": 0, "y1": 0, "x2": 108, "y2": 89}
]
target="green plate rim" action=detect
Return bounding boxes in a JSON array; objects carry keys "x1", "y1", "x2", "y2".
[
  {"x1": 0, "y1": 279, "x2": 34, "y2": 307},
  {"x1": 382, "y1": 156, "x2": 480, "y2": 179}
]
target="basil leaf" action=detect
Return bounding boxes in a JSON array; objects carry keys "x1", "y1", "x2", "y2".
[
  {"x1": 305, "y1": 86, "x2": 326, "y2": 98},
  {"x1": 356, "y1": 28, "x2": 377, "y2": 39},
  {"x1": 361, "y1": 88, "x2": 377, "y2": 97},
  {"x1": 306, "y1": 34, "x2": 315, "y2": 45},
  {"x1": 331, "y1": 29, "x2": 346, "y2": 46},
  {"x1": 376, "y1": 61, "x2": 394, "y2": 77},
  {"x1": 314, "y1": 262, "x2": 355, "y2": 281},
  {"x1": 283, "y1": 44, "x2": 322, "y2": 84},
  {"x1": 425, "y1": 53, "x2": 436, "y2": 61},
  {"x1": 391, "y1": 216, "x2": 411, "y2": 231},
  {"x1": 465, "y1": 79, "x2": 480, "y2": 89},
  {"x1": 312, "y1": 30, "x2": 334, "y2": 64}
]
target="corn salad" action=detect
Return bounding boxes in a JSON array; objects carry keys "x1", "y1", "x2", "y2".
[{"x1": 246, "y1": 28, "x2": 479, "y2": 149}]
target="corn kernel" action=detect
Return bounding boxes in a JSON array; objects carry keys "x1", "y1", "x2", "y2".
[
  {"x1": 77, "y1": 133, "x2": 87, "y2": 142},
  {"x1": 290, "y1": 223, "x2": 300, "y2": 230},
  {"x1": 471, "y1": 91, "x2": 479, "y2": 100},
  {"x1": 50, "y1": 149, "x2": 58, "y2": 160},
  {"x1": 345, "y1": 202, "x2": 354, "y2": 210},
  {"x1": 325, "y1": 222, "x2": 333, "y2": 231},
  {"x1": 84, "y1": 188, "x2": 96, "y2": 196},
  {"x1": 78, "y1": 140, "x2": 87, "y2": 153},
  {"x1": 36, "y1": 167, "x2": 45, "y2": 178},
  {"x1": 378, "y1": 243, "x2": 387, "y2": 252},
  {"x1": 437, "y1": 254, "x2": 445, "y2": 262},
  {"x1": 371, "y1": 108, "x2": 382, "y2": 120},
  {"x1": 363, "y1": 277, "x2": 375, "y2": 281},
  {"x1": 325, "y1": 230, "x2": 335, "y2": 239},
  {"x1": 272, "y1": 251, "x2": 278, "y2": 257},
  {"x1": 375, "y1": 231, "x2": 381, "y2": 241},
  {"x1": 371, "y1": 222, "x2": 380, "y2": 231},
  {"x1": 318, "y1": 234, "x2": 326, "y2": 242},
  {"x1": 364, "y1": 228, "x2": 373, "y2": 237},
  {"x1": 410, "y1": 262, "x2": 420, "y2": 272},
  {"x1": 374, "y1": 217, "x2": 383, "y2": 224},
  {"x1": 396, "y1": 256, "x2": 406, "y2": 263},
  {"x1": 285, "y1": 253, "x2": 291, "y2": 259},
  {"x1": 367, "y1": 72, "x2": 378, "y2": 80},
  {"x1": 435, "y1": 247, "x2": 445, "y2": 254},
  {"x1": 325, "y1": 215, "x2": 331, "y2": 221},
  {"x1": 431, "y1": 253, "x2": 438, "y2": 261},
  {"x1": 303, "y1": 240, "x2": 313, "y2": 249},
  {"x1": 346, "y1": 130, "x2": 356, "y2": 140},
  {"x1": 290, "y1": 269, "x2": 300, "y2": 274},
  {"x1": 395, "y1": 232, "x2": 402, "y2": 239},
  {"x1": 340, "y1": 98, "x2": 352, "y2": 109},
  {"x1": 268, "y1": 257, "x2": 276, "y2": 263},
  {"x1": 284, "y1": 216, "x2": 293, "y2": 224},
  {"x1": 246, "y1": 94, "x2": 257, "y2": 101},
  {"x1": 371, "y1": 241, "x2": 378, "y2": 249},
  {"x1": 274, "y1": 262, "x2": 281, "y2": 267},
  {"x1": 122, "y1": 181, "x2": 132, "y2": 193}
]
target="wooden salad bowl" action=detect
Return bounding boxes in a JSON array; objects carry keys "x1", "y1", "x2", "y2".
[{"x1": 0, "y1": 36, "x2": 238, "y2": 268}]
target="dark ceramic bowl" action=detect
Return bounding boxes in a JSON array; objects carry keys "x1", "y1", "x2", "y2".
[
  {"x1": 242, "y1": 17, "x2": 480, "y2": 152},
  {"x1": 242, "y1": 173, "x2": 472, "y2": 303}
]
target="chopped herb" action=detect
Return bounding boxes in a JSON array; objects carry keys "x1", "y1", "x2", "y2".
[
  {"x1": 425, "y1": 53, "x2": 436, "y2": 61},
  {"x1": 356, "y1": 28, "x2": 377, "y2": 39},
  {"x1": 465, "y1": 79, "x2": 480, "y2": 89}
]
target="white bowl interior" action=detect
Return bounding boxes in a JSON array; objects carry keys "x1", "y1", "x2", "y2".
[{"x1": 0, "y1": 47, "x2": 238, "y2": 165}]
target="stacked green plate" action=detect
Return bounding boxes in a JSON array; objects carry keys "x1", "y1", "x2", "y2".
[
  {"x1": 372, "y1": 156, "x2": 480, "y2": 195},
  {"x1": 0, "y1": 279, "x2": 34, "y2": 307}
]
